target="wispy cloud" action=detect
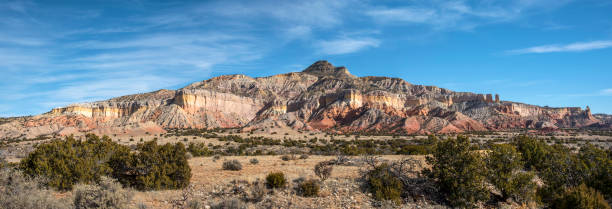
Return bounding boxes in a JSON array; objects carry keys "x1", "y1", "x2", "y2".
[
  {"x1": 0, "y1": 0, "x2": 599, "y2": 116},
  {"x1": 366, "y1": 8, "x2": 436, "y2": 24},
  {"x1": 508, "y1": 40, "x2": 612, "y2": 54},
  {"x1": 316, "y1": 37, "x2": 380, "y2": 55},
  {"x1": 536, "y1": 89, "x2": 612, "y2": 98},
  {"x1": 365, "y1": 0, "x2": 574, "y2": 30},
  {"x1": 207, "y1": 0, "x2": 350, "y2": 28},
  {"x1": 601, "y1": 89, "x2": 612, "y2": 96}
]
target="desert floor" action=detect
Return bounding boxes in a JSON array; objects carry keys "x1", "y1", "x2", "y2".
[{"x1": 127, "y1": 155, "x2": 425, "y2": 209}]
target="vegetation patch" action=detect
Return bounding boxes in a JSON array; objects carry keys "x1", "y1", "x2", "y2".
[
  {"x1": 297, "y1": 179, "x2": 320, "y2": 197},
  {"x1": 265, "y1": 172, "x2": 287, "y2": 189},
  {"x1": 20, "y1": 134, "x2": 191, "y2": 191},
  {"x1": 365, "y1": 163, "x2": 404, "y2": 204},
  {"x1": 222, "y1": 160, "x2": 243, "y2": 171},
  {"x1": 424, "y1": 136, "x2": 489, "y2": 208}
]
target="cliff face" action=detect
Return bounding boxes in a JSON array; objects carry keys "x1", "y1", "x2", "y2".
[{"x1": 0, "y1": 61, "x2": 605, "y2": 138}]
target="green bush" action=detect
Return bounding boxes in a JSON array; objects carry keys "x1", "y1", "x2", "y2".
[
  {"x1": 110, "y1": 141, "x2": 191, "y2": 190},
  {"x1": 265, "y1": 172, "x2": 286, "y2": 189},
  {"x1": 424, "y1": 136, "x2": 489, "y2": 208},
  {"x1": 222, "y1": 160, "x2": 242, "y2": 171},
  {"x1": 20, "y1": 134, "x2": 130, "y2": 190},
  {"x1": 514, "y1": 137, "x2": 611, "y2": 204},
  {"x1": 486, "y1": 144, "x2": 537, "y2": 203},
  {"x1": 552, "y1": 184, "x2": 610, "y2": 209},
  {"x1": 508, "y1": 171, "x2": 538, "y2": 204},
  {"x1": 187, "y1": 142, "x2": 212, "y2": 157},
  {"x1": 535, "y1": 144, "x2": 584, "y2": 202},
  {"x1": 577, "y1": 144, "x2": 612, "y2": 199},
  {"x1": 514, "y1": 136, "x2": 549, "y2": 171},
  {"x1": 298, "y1": 179, "x2": 320, "y2": 197},
  {"x1": 249, "y1": 158, "x2": 259, "y2": 165},
  {"x1": 365, "y1": 163, "x2": 403, "y2": 204}
]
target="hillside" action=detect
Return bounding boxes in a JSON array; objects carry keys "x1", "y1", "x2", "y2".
[{"x1": 0, "y1": 61, "x2": 604, "y2": 139}]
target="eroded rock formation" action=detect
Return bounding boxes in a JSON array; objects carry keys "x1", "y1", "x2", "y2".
[{"x1": 0, "y1": 61, "x2": 605, "y2": 139}]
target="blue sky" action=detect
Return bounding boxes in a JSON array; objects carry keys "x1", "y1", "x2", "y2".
[{"x1": 1, "y1": 0, "x2": 612, "y2": 117}]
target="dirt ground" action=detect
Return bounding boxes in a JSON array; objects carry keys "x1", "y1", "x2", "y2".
[
  {"x1": 128, "y1": 155, "x2": 426, "y2": 209},
  {"x1": 2, "y1": 129, "x2": 611, "y2": 208}
]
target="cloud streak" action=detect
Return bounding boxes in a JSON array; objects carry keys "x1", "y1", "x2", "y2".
[
  {"x1": 0, "y1": 0, "x2": 595, "y2": 116},
  {"x1": 316, "y1": 37, "x2": 381, "y2": 55},
  {"x1": 601, "y1": 89, "x2": 612, "y2": 96},
  {"x1": 508, "y1": 40, "x2": 612, "y2": 54},
  {"x1": 365, "y1": 0, "x2": 575, "y2": 30}
]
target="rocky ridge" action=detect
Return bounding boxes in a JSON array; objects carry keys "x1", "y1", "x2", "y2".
[{"x1": 0, "y1": 61, "x2": 604, "y2": 139}]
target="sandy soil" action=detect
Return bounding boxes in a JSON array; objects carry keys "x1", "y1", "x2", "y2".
[{"x1": 129, "y1": 155, "x2": 422, "y2": 209}]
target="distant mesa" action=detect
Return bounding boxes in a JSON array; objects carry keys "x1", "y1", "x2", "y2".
[{"x1": 0, "y1": 60, "x2": 606, "y2": 139}]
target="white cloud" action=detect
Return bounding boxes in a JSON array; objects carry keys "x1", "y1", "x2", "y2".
[
  {"x1": 284, "y1": 26, "x2": 312, "y2": 40},
  {"x1": 0, "y1": 34, "x2": 48, "y2": 46},
  {"x1": 364, "y1": 0, "x2": 574, "y2": 30},
  {"x1": 601, "y1": 89, "x2": 612, "y2": 96},
  {"x1": 207, "y1": 0, "x2": 350, "y2": 28},
  {"x1": 316, "y1": 37, "x2": 380, "y2": 55},
  {"x1": 508, "y1": 40, "x2": 612, "y2": 54},
  {"x1": 0, "y1": 0, "x2": 584, "y2": 116},
  {"x1": 366, "y1": 8, "x2": 437, "y2": 23}
]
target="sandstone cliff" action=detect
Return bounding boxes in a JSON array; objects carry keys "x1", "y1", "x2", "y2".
[{"x1": 0, "y1": 61, "x2": 605, "y2": 139}]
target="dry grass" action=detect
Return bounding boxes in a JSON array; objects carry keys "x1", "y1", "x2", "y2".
[{"x1": 128, "y1": 155, "x2": 416, "y2": 208}]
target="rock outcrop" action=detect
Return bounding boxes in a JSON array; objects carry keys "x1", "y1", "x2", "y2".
[{"x1": 0, "y1": 60, "x2": 606, "y2": 139}]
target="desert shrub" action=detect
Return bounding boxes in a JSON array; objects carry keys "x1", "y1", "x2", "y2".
[
  {"x1": 222, "y1": 160, "x2": 243, "y2": 171},
  {"x1": 73, "y1": 176, "x2": 133, "y2": 209},
  {"x1": 249, "y1": 158, "x2": 259, "y2": 165},
  {"x1": 299, "y1": 154, "x2": 309, "y2": 159},
  {"x1": 298, "y1": 179, "x2": 320, "y2": 197},
  {"x1": 365, "y1": 163, "x2": 403, "y2": 204},
  {"x1": 577, "y1": 144, "x2": 612, "y2": 199},
  {"x1": 424, "y1": 136, "x2": 489, "y2": 208},
  {"x1": 20, "y1": 134, "x2": 130, "y2": 190},
  {"x1": 486, "y1": 144, "x2": 537, "y2": 203},
  {"x1": 248, "y1": 180, "x2": 267, "y2": 202},
  {"x1": 0, "y1": 168, "x2": 71, "y2": 209},
  {"x1": 552, "y1": 184, "x2": 610, "y2": 209},
  {"x1": 187, "y1": 199, "x2": 204, "y2": 209},
  {"x1": 110, "y1": 141, "x2": 191, "y2": 190},
  {"x1": 266, "y1": 172, "x2": 287, "y2": 189},
  {"x1": 187, "y1": 142, "x2": 212, "y2": 157},
  {"x1": 211, "y1": 198, "x2": 247, "y2": 209},
  {"x1": 514, "y1": 136, "x2": 550, "y2": 171},
  {"x1": 395, "y1": 144, "x2": 431, "y2": 155},
  {"x1": 513, "y1": 136, "x2": 612, "y2": 204},
  {"x1": 281, "y1": 155, "x2": 292, "y2": 161},
  {"x1": 535, "y1": 144, "x2": 585, "y2": 202},
  {"x1": 314, "y1": 161, "x2": 333, "y2": 181},
  {"x1": 0, "y1": 155, "x2": 6, "y2": 169},
  {"x1": 514, "y1": 172, "x2": 539, "y2": 202},
  {"x1": 378, "y1": 157, "x2": 436, "y2": 202}
]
